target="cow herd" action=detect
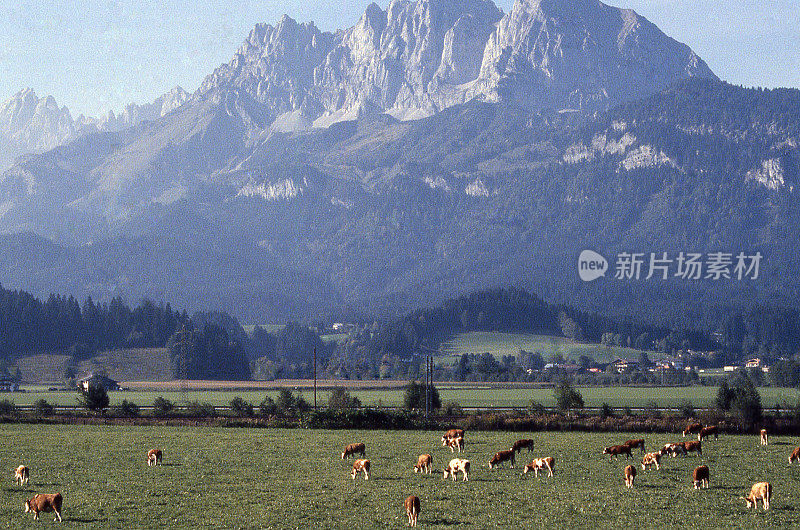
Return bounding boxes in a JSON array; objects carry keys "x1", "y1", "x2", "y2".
[
  {"x1": 339, "y1": 422, "x2": 796, "y2": 525},
  {"x1": 600, "y1": 423, "x2": 792, "y2": 511},
  {"x1": 341, "y1": 428, "x2": 555, "y2": 526}
]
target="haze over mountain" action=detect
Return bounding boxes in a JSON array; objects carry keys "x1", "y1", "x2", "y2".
[
  {"x1": 0, "y1": 87, "x2": 190, "y2": 172},
  {"x1": 1, "y1": 0, "x2": 794, "y2": 326}
]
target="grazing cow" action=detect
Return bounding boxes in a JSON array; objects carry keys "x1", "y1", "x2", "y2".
[
  {"x1": 682, "y1": 441, "x2": 702, "y2": 456},
  {"x1": 511, "y1": 439, "x2": 534, "y2": 453},
  {"x1": 660, "y1": 443, "x2": 687, "y2": 458},
  {"x1": 441, "y1": 429, "x2": 465, "y2": 446},
  {"x1": 443, "y1": 459, "x2": 470, "y2": 481},
  {"x1": 692, "y1": 465, "x2": 710, "y2": 489},
  {"x1": 760, "y1": 429, "x2": 769, "y2": 446},
  {"x1": 414, "y1": 454, "x2": 432, "y2": 474},
  {"x1": 14, "y1": 465, "x2": 29, "y2": 486},
  {"x1": 341, "y1": 443, "x2": 366, "y2": 459},
  {"x1": 404, "y1": 495, "x2": 420, "y2": 527},
  {"x1": 147, "y1": 449, "x2": 162, "y2": 466},
  {"x1": 24, "y1": 493, "x2": 63, "y2": 522},
  {"x1": 446, "y1": 436, "x2": 465, "y2": 453},
  {"x1": 488, "y1": 449, "x2": 516, "y2": 469},
  {"x1": 351, "y1": 459, "x2": 370, "y2": 480},
  {"x1": 623, "y1": 439, "x2": 646, "y2": 453},
  {"x1": 641, "y1": 452, "x2": 661, "y2": 471},
  {"x1": 683, "y1": 422, "x2": 702, "y2": 437},
  {"x1": 683, "y1": 422, "x2": 703, "y2": 437},
  {"x1": 698, "y1": 426, "x2": 718, "y2": 442},
  {"x1": 602, "y1": 444, "x2": 632, "y2": 460},
  {"x1": 624, "y1": 465, "x2": 636, "y2": 488},
  {"x1": 522, "y1": 457, "x2": 555, "y2": 477},
  {"x1": 744, "y1": 482, "x2": 771, "y2": 510},
  {"x1": 789, "y1": 447, "x2": 800, "y2": 464}
]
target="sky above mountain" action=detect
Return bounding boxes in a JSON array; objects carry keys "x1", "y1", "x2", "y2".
[{"x1": 1, "y1": 0, "x2": 797, "y2": 119}]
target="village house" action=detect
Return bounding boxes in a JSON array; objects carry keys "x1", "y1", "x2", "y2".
[{"x1": 80, "y1": 372, "x2": 120, "y2": 391}]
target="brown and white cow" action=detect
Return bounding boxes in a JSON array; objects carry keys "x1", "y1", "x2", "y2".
[
  {"x1": 443, "y1": 458, "x2": 470, "y2": 481},
  {"x1": 511, "y1": 439, "x2": 534, "y2": 453},
  {"x1": 147, "y1": 449, "x2": 162, "y2": 466},
  {"x1": 351, "y1": 459, "x2": 370, "y2": 480},
  {"x1": 341, "y1": 442, "x2": 366, "y2": 459},
  {"x1": 683, "y1": 422, "x2": 702, "y2": 437},
  {"x1": 404, "y1": 495, "x2": 420, "y2": 527},
  {"x1": 789, "y1": 446, "x2": 800, "y2": 464},
  {"x1": 682, "y1": 441, "x2": 702, "y2": 456},
  {"x1": 641, "y1": 452, "x2": 661, "y2": 471},
  {"x1": 14, "y1": 465, "x2": 29, "y2": 486},
  {"x1": 760, "y1": 429, "x2": 769, "y2": 446},
  {"x1": 522, "y1": 457, "x2": 554, "y2": 477},
  {"x1": 692, "y1": 465, "x2": 710, "y2": 489},
  {"x1": 624, "y1": 464, "x2": 636, "y2": 488},
  {"x1": 441, "y1": 429, "x2": 465, "y2": 446},
  {"x1": 488, "y1": 449, "x2": 516, "y2": 469},
  {"x1": 698, "y1": 426, "x2": 718, "y2": 442},
  {"x1": 446, "y1": 436, "x2": 465, "y2": 453},
  {"x1": 602, "y1": 444, "x2": 632, "y2": 460},
  {"x1": 744, "y1": 482, "x2": 771, "y2": 510},
  {"x1": 623, "y1": 439, "x2": 646, "y2": 453},
  {"x1": 24, "y1": 493, "x2": 62, "y2": 522},
  {"x1": 660, "y1": 443, "x2": 687, "y2": 458},
  {"x1": 414, "y1": 454, "x2": 432, "y2": 474}
]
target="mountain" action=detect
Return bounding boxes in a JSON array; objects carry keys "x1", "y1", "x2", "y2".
[
  {"x1": 1, "y1": 0, "x2": 791, "y2": 327},
  {"x1": 0, "y1": 87, "x2": 189, "y2": 172},
  {"x1": 0, "y1": 89, "x2": 80, "y2": 171},
  {"x1": 197, "y1": 0, "x2": 713, "y2": 127}
]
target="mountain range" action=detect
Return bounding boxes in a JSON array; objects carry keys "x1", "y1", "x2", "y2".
[{"x1": 0, "y1": 0, "x2": 795, "y2": 326}]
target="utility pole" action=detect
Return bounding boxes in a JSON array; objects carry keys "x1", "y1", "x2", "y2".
[
  {"x1": 172, "y1": 324, "x2": 194, "y2": 405},
  {"x1": 313, "y1": 346, "x2": 317, "y2": 410},
  {"x1": 425, "y1": 354, "x2": 431, "y2": 420}
]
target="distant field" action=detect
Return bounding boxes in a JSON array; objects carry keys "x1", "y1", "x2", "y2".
[
  {"x1": 2, "y1": 425, "x2": 799, "y2": 528},
  {"x1": 440, "y1": 331, "x2": 651, "y2": 364},
  {"x1": 13, "y1": 348, "x2": 171, "y2": 384},
  {"x1": 9, "y1": 384, "x2": 799, "y2": 410}
]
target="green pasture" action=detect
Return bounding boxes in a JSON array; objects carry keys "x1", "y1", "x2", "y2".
[
  {"x1": 9, "y1": 385, "x2": 800, "y2": 410},
  {"x1": 439, "y1": 331, "x2": 653, "y2": 364},
  {"x1": 2, "y1": 425, "x2": 800, "y2": 528}
]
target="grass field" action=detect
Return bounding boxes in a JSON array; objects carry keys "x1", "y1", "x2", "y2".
[
  {"x1": 10, "y1": 385, "x2": 800, "y2": 410},
  {"x1": 2, "y1": 425, "x2": 800, "y2": 528},
  {"x1": 440, "y1": 332, "x2": 653, "y2": 365}
]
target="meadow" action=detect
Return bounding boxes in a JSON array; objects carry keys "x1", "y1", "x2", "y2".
[
  {"x1": 439, "y1": 332, "x2": 650, "y2": 365},
  {"x1": 11, "y1": 385, "x2": 800, "y2": 411},
  {"x1": 2, "y1": 425, "x2": 800, "y2": 528}
]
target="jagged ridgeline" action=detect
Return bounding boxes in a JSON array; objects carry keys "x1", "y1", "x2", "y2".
[{"x1": 0, "y1": 0, "x2": 795, "y2": 326}]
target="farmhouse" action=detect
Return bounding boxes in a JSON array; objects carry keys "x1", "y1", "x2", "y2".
[
  {"x1": 80, "y1": 372, "x2": 120, "y2": 391},
  {"x1": 0, "y1": 375, "x2": 18, "y2": 392},
  {"x1": 611, "y1": 359, "x2": 639, "y2": 373}
]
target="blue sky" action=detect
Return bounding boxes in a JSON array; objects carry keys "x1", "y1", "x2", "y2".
[{"x1": 1, "y1": 0, "x2": 797, "y2": 118}]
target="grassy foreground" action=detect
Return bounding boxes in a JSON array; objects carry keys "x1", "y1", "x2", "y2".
[{"x1": 2, "y1": 425, "x2": 800, "y2": 528}]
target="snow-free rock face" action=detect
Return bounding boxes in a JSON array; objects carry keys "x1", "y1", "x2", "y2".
[
  {"x1": 0, "y1": 87, "x2": 190, "y2": 171},
  {"x1": 196, "y1": 0, "x2": 714, "y2": 126},
  {"x1": 97, "y1": 86, "x2": 190, "y2": 131},
  {"x1": 0, "y1": 89, "x2": 78, "y2": 169},
  {"x1": 473, "y1": 0, "x2": 716, "y2": 109}
]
